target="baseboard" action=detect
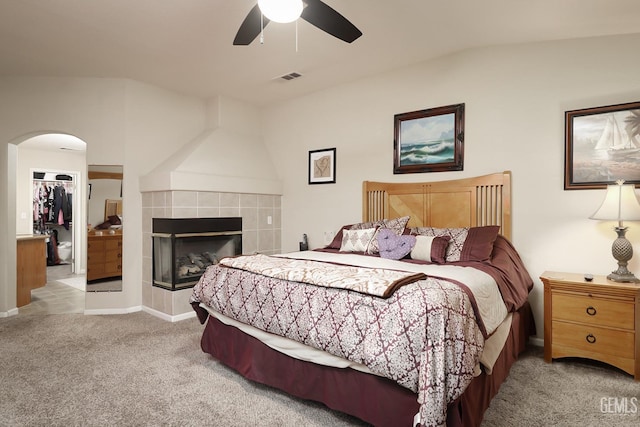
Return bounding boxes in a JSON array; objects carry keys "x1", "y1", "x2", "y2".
[
  {"x1": 0, "y1": 308, "x2": 19, "y2": 318},
  {"x1": 529, "y1": 336, "x2": 543, "y2": 347},
  {"x1": 84, "y1": 306, "x2": 142, "y2": 316},
  {"x1": 142, "y1": 305, "x2": 197, "y2": 322}
]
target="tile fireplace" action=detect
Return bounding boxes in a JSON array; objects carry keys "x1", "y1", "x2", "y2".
[{"x1": 152, "y1": 217, "x2": 242, "y2": 291}]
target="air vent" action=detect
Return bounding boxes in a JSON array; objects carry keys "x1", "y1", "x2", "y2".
[{"x1": 279, "y1": 72, "x2": 302, "y2": 81}]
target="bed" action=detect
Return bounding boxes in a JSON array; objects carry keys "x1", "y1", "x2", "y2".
[{"x1": 190, "y1": 171, "x2": 535, "y2": 427}]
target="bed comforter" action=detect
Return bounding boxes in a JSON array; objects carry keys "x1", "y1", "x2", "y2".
[{"x1": 190, "y1": 237, "x2": 532, "y2": 427}]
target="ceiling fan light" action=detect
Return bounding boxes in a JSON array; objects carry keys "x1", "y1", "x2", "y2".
[{"x1": 258, "y1": 0, "x2": 303, "y2": 23}]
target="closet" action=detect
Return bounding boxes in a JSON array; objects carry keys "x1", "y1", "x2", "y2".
[{"x1": 32, "y1": 172, "x2": 75, "y2": 267}]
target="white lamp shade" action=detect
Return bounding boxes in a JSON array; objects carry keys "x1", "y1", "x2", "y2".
[
  {"x1": 590, "y1": 182, "x2": 640, "y2": 221},
  {"x1": 258, "y1": 0, "x2": 304, "y2": 23}
]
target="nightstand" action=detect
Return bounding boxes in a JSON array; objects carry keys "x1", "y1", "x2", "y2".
[{"x1": 540, "y1": 271, "x2": 639, "y2": 380}]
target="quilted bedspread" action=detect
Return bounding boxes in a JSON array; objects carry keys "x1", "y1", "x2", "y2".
[
  {"x1": 190, "y1": 254, "x2": 487, "y2": 427},
  {"x1": 219, "y1": 253, "x2": 427, "y2": 298}
]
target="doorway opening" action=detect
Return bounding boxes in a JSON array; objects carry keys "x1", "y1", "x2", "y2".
[{"x1": 16, "y1": 133, "x2": 87, "y2": 315}]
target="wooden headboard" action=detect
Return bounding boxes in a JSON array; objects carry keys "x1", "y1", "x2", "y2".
[{"x1": 363, "y1": 171, "x2": 512, "y2": 240}]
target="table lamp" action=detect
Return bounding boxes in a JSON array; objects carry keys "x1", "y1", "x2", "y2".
[{"x1": 590, "y1": 180, "x2": 640, "y2": 283}]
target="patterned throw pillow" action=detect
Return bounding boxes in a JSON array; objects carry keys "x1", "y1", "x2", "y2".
[
  {"x1": 339, "y1": 227, "x2": 378, "y2": 253},
  {"x1": 366, "y1": 216, "x2": 411, "y2": 255},
  {"x1": 410, "y1": 226, "x2": 500, "y2": 262},
  {"x1": 349, "y1": 220, "x2": 383, "y2": 230},
  {"x1": 377, "y1": 228, "x2": 416, "y2": 260},
  {"x1": 326, "y1": 220, "x2": 384, "y2": 249}
]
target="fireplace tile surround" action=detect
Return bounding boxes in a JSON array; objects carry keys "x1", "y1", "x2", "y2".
[{"x1": 141, "y1": 190, "x2": 281, "y2": 318}]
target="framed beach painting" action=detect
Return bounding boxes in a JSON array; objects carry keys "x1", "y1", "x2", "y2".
[
  {"x1": 393, "y1": 103, "x2": 465, "y2": 174},
  {"x1": 308, "y1": 148, "x2": 336, "y2": 184},
  {"x1": 565, "y1": 101, "x2": 640, "y2": 189}
]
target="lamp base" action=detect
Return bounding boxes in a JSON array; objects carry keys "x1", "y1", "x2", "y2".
[
  {"x1": 608, "y1": 226, "x2": 640, "y2": 283},
  {"x1": 606, "y1": 271, "x2": 640, "y2": 283}
]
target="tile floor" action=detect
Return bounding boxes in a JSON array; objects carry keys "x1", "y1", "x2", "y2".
[{"x1": 18, "y1": 264, "x2": 85, "y2": 315}]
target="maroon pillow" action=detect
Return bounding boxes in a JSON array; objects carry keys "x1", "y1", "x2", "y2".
[
  {"x1": 461, "y1": 226, "x2": 501, "y2": 262},
  {"x1": 430, "y1": 236, "x2": 451, "y2": 264},
  {"x1": 94, "y1": 220, "x2": 111, "y2": 230}
]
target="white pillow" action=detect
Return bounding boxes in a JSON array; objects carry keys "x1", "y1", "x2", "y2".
[
  {"x1": 410, "y1": 235, "x2": 436, "y2": 262},
  {"x1": 340, "y1": 227, "x2": 377, "y2": 253}
]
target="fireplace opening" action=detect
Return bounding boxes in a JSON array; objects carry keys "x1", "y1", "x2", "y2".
[{"x1": 152, "y1": 217, "x2": 242, "y2": 291}]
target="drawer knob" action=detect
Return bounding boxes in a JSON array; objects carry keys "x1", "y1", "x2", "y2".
[
  {"x1": 586, "y1": 333, "x2": 596, "y2": 344},
  {"x1": 586, "y1": 306, "x2": 597, "y2": 316}
]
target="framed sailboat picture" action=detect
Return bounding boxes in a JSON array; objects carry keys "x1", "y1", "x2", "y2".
[
  {"x1": 393, "y1": 103, "x2": 465, "y2": 174},
  {"x1": 565, "y1": 101, "x2": 640, "y2": 189}
]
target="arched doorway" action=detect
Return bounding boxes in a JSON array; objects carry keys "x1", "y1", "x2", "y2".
[{"x1": 15, "y1": 133, "x2": 87, "y2": 314}]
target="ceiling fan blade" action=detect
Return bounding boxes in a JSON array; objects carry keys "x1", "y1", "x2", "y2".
[
  {"x1": 233, "y1": 4, "x2": 270, "y2": 45},
  {"x1": 301, "y1": 0, "x2": 362, "y2": 43}
]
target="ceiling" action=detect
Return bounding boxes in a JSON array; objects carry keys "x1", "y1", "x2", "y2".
[
  {"x1": 1, "y1": 0, "x2": 640, "y2": 107},
  {"x1": 19, "y1": 133, "x2": 86, "y2": 152}
]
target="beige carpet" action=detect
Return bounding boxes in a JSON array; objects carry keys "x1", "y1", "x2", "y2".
[
  {"x1": 0, "y1": 312, "x2": 638, "y2": 426},
  {"x1": 482, "y1": 345, "x2": 639, "y2": 426}
]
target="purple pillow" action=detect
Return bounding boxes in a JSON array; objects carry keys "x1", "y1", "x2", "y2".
[{"x1": 377, "y1": 228, "x2": 416, "y2": 260}]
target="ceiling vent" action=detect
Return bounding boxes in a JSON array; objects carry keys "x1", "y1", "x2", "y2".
[{"x1": 278, "y1": 72, "x2": 302, "y2": 81}]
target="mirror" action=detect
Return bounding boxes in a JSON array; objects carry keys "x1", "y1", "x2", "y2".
[{"x1": 87, "y1": 165, "x2": 123, "y2": 292}]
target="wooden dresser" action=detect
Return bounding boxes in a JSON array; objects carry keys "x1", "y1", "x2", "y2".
[
  {"x1": 16, "y1": 235, "x2": 47, "y2": 307},
  {"x1": 87, "y1": 231, "x2": 122, "y2": 282},
  {"x1": 541, "y1": 271, "x2": 640, "y2": 380}
]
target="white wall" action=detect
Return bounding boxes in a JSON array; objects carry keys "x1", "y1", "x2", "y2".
[
  {"x1": 262, "y1": 33, "x2": 640, "y2": 340},
  {"x1": 140, "y1": 97, "x2": 282, "y2": 195},
  {"x1": 0, "y1": 77, "x2": 206, "y2": 315}
]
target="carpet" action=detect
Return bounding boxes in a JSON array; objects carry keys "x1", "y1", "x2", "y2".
[
  {"x1": 0, "y1": 312, "x2": 364, "y2": 427},
  {"x1": 0, "y1": 312, "x2": 638, "y2": 426},
  {"x1": 482, "y1": 346, "x2": 639, "y2": 426}
]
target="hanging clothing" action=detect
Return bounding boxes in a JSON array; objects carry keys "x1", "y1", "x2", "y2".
[{"x1": 32, "y1": 179, "x2": 73, "y2": 232}]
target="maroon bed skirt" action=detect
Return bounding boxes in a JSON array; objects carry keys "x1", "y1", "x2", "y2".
[{"x1": 199, "y1": 302, "x2": 535, "y2": 427}]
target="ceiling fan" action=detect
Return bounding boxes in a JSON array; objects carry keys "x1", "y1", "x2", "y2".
[{"x1": 233, "y1": 0, "x2": 362, "y2": 46}]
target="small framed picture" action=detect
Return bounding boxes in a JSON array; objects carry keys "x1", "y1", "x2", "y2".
[
  {"x1": 565, "y1": 101, "x2": 640, "y2": 189},
  {"x1": 393, "y1": 103, "x2": 465, "y2": 174},
  {"x1": 308, "y1": 148, "x2": 336, "y2": 184}
]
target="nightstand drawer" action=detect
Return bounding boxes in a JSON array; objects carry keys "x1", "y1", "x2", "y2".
[
  {"x1": 552, "y1": 292, "x2": 634, "y2": 330},
  {"x1": 552, "y1": 321, "x2": 635, "y2": 359}
]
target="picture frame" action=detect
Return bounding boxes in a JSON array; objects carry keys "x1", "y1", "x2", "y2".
[
  {"x1": 393, "y1": 103, "x2": 465, "y2": 174},
  {"x1": 308, "y1": 148, "x2": 336, "y2": 184},
  {"x1": 565, "y1": 101, "x2": 640, "y2": 190}
]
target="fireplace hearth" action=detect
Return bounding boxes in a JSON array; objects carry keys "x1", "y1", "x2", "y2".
[{"x1": 152, "y1": 217, "x2": 242, "y2": 291}]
